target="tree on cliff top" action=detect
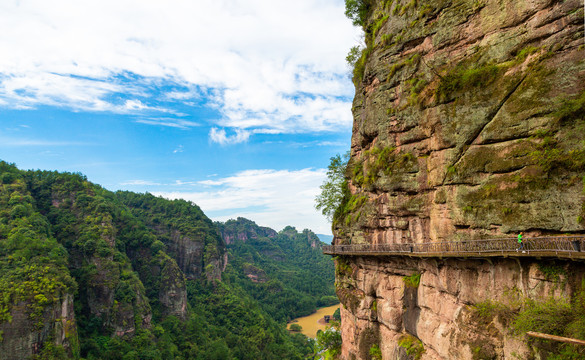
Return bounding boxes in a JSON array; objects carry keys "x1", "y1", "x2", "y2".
[
  {"x1": 344, "y1": 0, "x2": 372, "y2": 27},
  {"x1": 315, "y1": 152, "x2": 349, "y2": 223}
]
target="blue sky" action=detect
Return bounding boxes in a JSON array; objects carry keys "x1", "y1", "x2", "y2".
[{"x1": 0, "y1": 0, "x2": 360, "y2": 235}]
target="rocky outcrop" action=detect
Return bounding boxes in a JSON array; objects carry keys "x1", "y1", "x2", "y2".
[
  {"x1": 219, "y1": 217, "x2": 278, "y2": 245},
  {"x1": 166, "y1": 229, "x2": 206, "y2": 279},
  {"x1": 242, "y1": 263, "x2": 268, "y2": 283},
  {"x1": 336, "y1": 0, "x2": 585, "y2": 358},
  {"x1": 120, "y1": 191, "x2": 227, "y2": 282},
  {"x1": 337, "y1": 0, "x2": 585, "y2": 244},
  {"x1": 337, "y1": 256, "x2": 585, "y2": 359},
  {"x1": 0, "y1": 293, "x2": 79, "y2": 360}
]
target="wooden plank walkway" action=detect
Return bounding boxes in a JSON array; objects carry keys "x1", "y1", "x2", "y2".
[{"x1": 322, "y1": 236, "x2": 585, "y2": 260}]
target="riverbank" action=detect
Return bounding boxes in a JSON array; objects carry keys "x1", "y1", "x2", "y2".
[{"x1": 287, "y1": 304, "x2": 340, "y2": 338}]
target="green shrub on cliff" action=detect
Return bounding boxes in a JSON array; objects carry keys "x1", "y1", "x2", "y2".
[
  {"x1": 403, "y1": 273, "x2": 421, "y2": 288},
  {"x1": 397, "y1": 333, "x2": 424, "y2": 360},
  {"x1": 316, "y1": 152, "x2": 350, "y2": 223},
  {"x1": 289, "y1": 323, "x2": 302, "y2": 332},
  {"x1": 369, "y1": 343, "x2": 382, "y2": 360},
  {"x1": 436, "y1": 61, "x2": 501, "y2": 102},
  {"x1": 512, "y1": 282, "x2": 585, "y2": 358},
  {"x1": 555, "y1": 91, "x2": 585, "y2": 122}
]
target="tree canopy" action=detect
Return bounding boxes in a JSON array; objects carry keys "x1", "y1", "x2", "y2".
[{"x1": 315, "y1": 152, "x2": 350, "y2": 223}]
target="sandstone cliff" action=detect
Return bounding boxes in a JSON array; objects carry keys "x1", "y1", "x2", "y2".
[{"x1": 335, "y1": 0, "x2": 585, "y2": 358}]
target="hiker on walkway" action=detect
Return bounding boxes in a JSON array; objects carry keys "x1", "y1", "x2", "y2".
[{"x1": 517, "y1": 232, "x2": 524, "y2": 252}]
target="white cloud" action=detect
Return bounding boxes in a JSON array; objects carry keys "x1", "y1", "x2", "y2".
[
  {"x1": 0, "y1": 0, "x2": 359, "y2": 137},
  {"x1": 135, "y1": 118, "x2": 199, "y2": 129},
  {"x1": 153, "y1": 168, "x2": 332, "y2": 235},
  {"x1": 209, "y1": 128, "x2": 251, "y2": 145},
  {"x1": 123, "y1": 99, "x2": 148, "y2": 111},
  {"x1": 173, "y1": 180, "x2": 196, "y2": 186}
]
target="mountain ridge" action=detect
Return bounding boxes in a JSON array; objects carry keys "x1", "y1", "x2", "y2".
[{"x1": 0, "y1": 161, "x2": 333, "y2": 359}]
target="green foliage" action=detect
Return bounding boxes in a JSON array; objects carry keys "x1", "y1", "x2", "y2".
[
  {"x1": 315, "y1": 323, "x2": 342, "y2": 359},
  {"x1": 472, "y1": 300, "x2": 514, "y2": 326},
  {"x1": 371, "y1": 15, "x2": 388, "y2": 37},
  {"x1": 538, "y1": 262, "x2": 566, "y2": 282},
  {"x1": 316, "y1": 152, "x2": 350, "y2": 222},
  {"x1": 333, "y1": 307, "x2": 341, "y2": 322},
  {"x1": 31, "y1": 342, "x2": 69, "y2": 360},
  {"x1": 512, "y1": 283, "x2": 585, "y2": 358},
  {"x1": 555, "y1": 90, "x2": 585, "y2": 122},
  {"x1": 515, "y1": 46, "x2": 540, "y2": 62},
  {"x1": 407, "y1": 76, "x2": 428, "y2": 105},
  {"x1": 528, "y1": 128, "x2": 585, "y2": 174},
  {"x1": 289, "y1": 323, "x2": 302, "y2": 332},
  {"x1": 1, "y1": 161, "x2": 316, "y2": 359},
  {"x1": 369, "y1": 343, "x2": 382, "y2": 360},
  {"x1": 403, "y1": 273, "x2": 421, "y2": 288},
  {"x1": 380, "y1": 33, "x2": 394, "y2": 47},
  {"x1": 346, "y1": 45, "x2": 362, "y2": 68},
  {"x1": 335, "y1": 257, "x2": 353, "y2": 278},
  {"x1": 0, "y1": 163, "x2": 77, "y2": 329},
  {"x1": 344, "y1": 0, "x2": 372, "y2": 27},
  {"x1": 436, "y1": 62, "x2": 501, "y2": 101},
  {"x1": 336, "y1": 194, "x2": 367, "y2": 226},
  {"x1": 397, "y1": 334, "x2": 424, "y2": 360},
  {"x1": 218, "y1": 219, "x2": 336, "y2": 323},
  {"x1": 392, "y1": 3, "x2": 402, "y2": 15},
  {"x1": 513, "y1": 297, "x2": 572, "y2": 336},
  {"x1": 350, "y1": 146, "x2": 416, "y2": 189},
  {"x1": 386, "y1": 53, "x2": 421, "y2": 82},
  {"x1": 352, "y1": 46, "x2": 372, "y2": 86}
]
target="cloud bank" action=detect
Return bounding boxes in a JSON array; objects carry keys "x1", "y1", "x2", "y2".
[{"x1": 0, "y1": 0, "x2": 359, "y2": 142}]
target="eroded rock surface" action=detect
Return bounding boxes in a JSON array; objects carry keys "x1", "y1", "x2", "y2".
[
  {"x1": 335, "y1": 0, "x2": 585, "y2": 358},
  {"x1": 0, "y1": 294, "x2": 78, "y2": 360},
  {"x1": 337, "y1": 257, "x2": 585, "y2": 359}
]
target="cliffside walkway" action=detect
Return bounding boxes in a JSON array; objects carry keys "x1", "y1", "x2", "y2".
[{"x1": 322, "y1": 236, "x2": 585, "y2": 260}]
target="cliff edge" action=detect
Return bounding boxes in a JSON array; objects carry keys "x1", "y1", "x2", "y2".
[{"x1": 335, "y1": 0, "x2": 585, "y2": 358}]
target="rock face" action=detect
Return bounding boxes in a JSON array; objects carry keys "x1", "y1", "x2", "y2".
[
  {"x1": 164, "y1": 229, "x2": 206, "y2": 279},
  {"x1": 0, "y1": 294, "x2": 78, "y2": 360},
  {"x1": 220, "y1": 217, "x2": 278, "y2": 245},
  {"x1": 335, "y1": 0, "x2": 585, "y2": 358},
  {"x1": 337, "y1": 256, "x2": 585, "y2": 359},
  {"x1": 156, "y1": 253, "x2": 188, "y2": 320}
]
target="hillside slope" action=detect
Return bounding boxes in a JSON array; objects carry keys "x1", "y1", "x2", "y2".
[
  {"x1": 218, "y1": 218, "x2": 337, "y2": 322},
  {"x1": 0, "y1": 162, "x2": 316, "y2": 359}
]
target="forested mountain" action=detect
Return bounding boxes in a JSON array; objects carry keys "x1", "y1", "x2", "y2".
[
  {"x1": 217, "y1": 218, "x2": 337, "y2": 322},
  {"x1": 0, "y1": 161, "x2": 333, "y2": 360}
]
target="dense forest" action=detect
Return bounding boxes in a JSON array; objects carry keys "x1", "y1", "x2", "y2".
[
  {"x1": 0, "y1": 161, "x2": 335, "y2": 360},
  {"x1": 217, "y1": 218, "x2": 337, "y2": 322}
]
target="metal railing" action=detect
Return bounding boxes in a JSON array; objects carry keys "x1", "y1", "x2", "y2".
[{"x1": 322, "y1": 235, "x2": 585, "y2": 258}]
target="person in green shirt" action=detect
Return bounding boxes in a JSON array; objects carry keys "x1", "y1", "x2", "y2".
[{"x1": 517, "y1": 232, "x2": 524, "y2": 252}]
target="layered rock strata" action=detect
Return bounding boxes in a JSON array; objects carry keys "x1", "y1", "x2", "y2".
[
  {"x1": 335, "y1": 0, "x2": 585, "y2": 358},
  {"x1": 337, "y1": 256, "x2": 585, "y2": 359}
]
